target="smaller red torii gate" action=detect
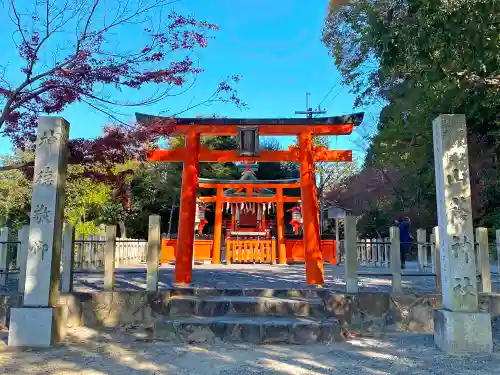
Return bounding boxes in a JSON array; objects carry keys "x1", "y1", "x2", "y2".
[{"x1": 137, "y1": 113, "x2": 363, "y2": 285}]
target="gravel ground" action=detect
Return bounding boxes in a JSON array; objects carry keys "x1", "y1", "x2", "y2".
[{"x1": 0, "y1": 327, "x2": 499, "y2": 374}]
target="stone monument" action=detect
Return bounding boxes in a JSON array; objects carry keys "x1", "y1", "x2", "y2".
[
  {"x1": 432, "y1": 114, "x2": 493, "y2": 354},
  {"x1": 8, "y1": 117, "x2": 69, "y2": 347}
]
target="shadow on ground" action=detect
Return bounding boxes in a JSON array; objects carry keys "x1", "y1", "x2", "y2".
[{"x1": 1, "y1": 327, "x2": 500, "y2": 375}]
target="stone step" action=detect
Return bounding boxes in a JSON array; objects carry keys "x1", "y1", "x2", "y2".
[
  {"x1": 167, "y1": 287, "x2": 331, "y2": 299},
  {"x1": 164, "y1": 295, "x2": 329, "y2": 318},
  {"x1": 154, "y1": 316, "x2": 343, "y2": 344}
]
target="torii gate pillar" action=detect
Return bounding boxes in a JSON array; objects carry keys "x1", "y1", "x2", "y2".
[
  {"x1": 299, "y1": 132, "x2": 324, "y2": 285},
  {"x1": 175, "y1": 128, "x2": 200, "y2": 284}
]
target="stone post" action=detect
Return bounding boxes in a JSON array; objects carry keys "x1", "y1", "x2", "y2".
[
  {"x1": 390, "y1": 226, "x2": 402, "y2": 293},
  {"x1": 384, "y1": 237, "x2": 390, "y2": 267},
  {"x1": 0, "y1": 227, "x2": 8, "y2": 285},
  {"x1": 60, "y1": 224, "x2": 75, "y2": 293},
  {"x1": 344, "y1": 216, "x2": 358, "y2": 293},
  {"x1": 475, "y1": 227, "x2": 491, "y2": 293},
  {"x1": 17, "y1": 225, "x2": 29, "y2": 293},
  {"x1": 496, "y1": 229, "x2": 500, "y2": 276},
  {"x1": 371, "y1": 238, "x2": 377, "y2": 266},
  {"x1": 104, "y1": 225, "x2": 117, "y2": 291},
  {"x1": 432, "y1": 114, "x2": 492, "y2": 354},
  {"x1": 417, "y1": 229, "x2": 426, "y2": 272},
  {"x1": 9, "y1": 117, "x2": 69, "y2": 347},
  {"x1": 147, "y1": 214, "x2": 161, "y2": 292},
  {"x1": 377, "y1": 237, "x2": 383, "y2": 267},
  {"x1": 432, "y1": 227, "x2": 442, "y2": 294},
  {"x1": 333, "y1": 219, "x2": 339, "y2": 265}
]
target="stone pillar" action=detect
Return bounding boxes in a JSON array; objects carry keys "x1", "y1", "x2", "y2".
[
  {"x1": 475, "y1": 227, "x2": 491, "y2": 293},
  {"x1": 17, "y1": 225, "x2": 29, "y2": 293},
  {"x1": 417, "y1": 229, "x2": 426, "y2": 272},
  {"x1": 390, "y1": 226, "x2": 402, "y2": 293},
  {"x1": 384, "y1": 237, "x2": 389, "y2": 267},
  {"x1": 60, "y1": 224, "x2": 75, "y2": 293},
  {"x1": 9, "y1": 117, "x2": 69, "y2": 347},
  {"x1": 344, "y1": 216, "x2": 358, "y2": 293},
  {"x1": 335, "y1": 219, "x2": 340, "y2": 264},
  {"x1": 432, "y1": 227, "x2": 442, "y2": 294},
  {"x1": 496, "y1": 229, "x2": 500, "y2": 276},
  {"x1": 432, "y1": 114, "x2": 492, "y2": 354},
  {"x1": 366, "y1": 238, "x2": 372, "y2": 265},
  {"x1": 147, "y1": 215, "x2": 161, "y2": 292},
  {"x1": 104, "y1": 225, "x2": 117, "y2": 291},
  {"x1": 0, "y1": 227, "x2": 8, "y2": 285},
  {"x1": 377, "y1": 237, "x2": 383, "y2": 267}
]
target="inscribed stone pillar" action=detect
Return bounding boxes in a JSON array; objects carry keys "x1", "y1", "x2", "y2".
[
  {"x1": 432, "y1": 114, "x2": 492, "y2": 354},
  {"x1": 9, "y1": 117, "x2": 69, "y2": 347},
  {"x1": 344, "y1": 216, "x2": 358, "y2": 293},
  {"x1": 147, "y1": 215, "x2": 161, "y2": 291}
]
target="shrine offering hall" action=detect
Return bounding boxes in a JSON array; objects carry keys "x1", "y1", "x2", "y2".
[{"x1": 138, "y1": 112, "x2": 363, "y2": 285}]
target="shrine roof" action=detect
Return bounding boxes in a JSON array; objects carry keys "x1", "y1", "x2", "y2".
[{"x1": 136, "y1": 113, "x2": 363, "y2": 126}]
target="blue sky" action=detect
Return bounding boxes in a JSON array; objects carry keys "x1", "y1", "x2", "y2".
[{"x1": 0, "y1": 0, "x2": 382, "y2": 160}]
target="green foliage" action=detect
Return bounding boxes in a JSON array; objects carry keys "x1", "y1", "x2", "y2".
[
  {"x1": 0, "y1": 152, "x2": 33, "y2": 229},
  {"x1": 65, "y1": 170, "x2": 112, "y2": 236},
  {"x1": 0, "y1": 150, "x2": 113, "y2": 235},
  {"x1": 323, "y1": 0, "x2": 500, "y2": 234}
]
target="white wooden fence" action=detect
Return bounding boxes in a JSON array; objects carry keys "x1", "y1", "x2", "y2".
[{"x1": 74, "y1": 235, "x2": 147, "y2": 269}]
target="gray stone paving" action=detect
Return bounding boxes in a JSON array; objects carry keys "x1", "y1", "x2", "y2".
[
  {"x1": 0, "y1": 327, "x2": 499, "y2": 374},
  {"x1": 70, "y1": 262, "x2": 500, "y2": 293},
  {"x1": 1, "y1": 261, "x2": 498, "y2": 295}
]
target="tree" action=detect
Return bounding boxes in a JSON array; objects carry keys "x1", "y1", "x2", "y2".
[
  {"x1": 324, "y1": 0, "x2": 499, "y2": 110},
  {"x1": 0, "y1": 0, "x2": 244, "y2": 165},
  {"x1": 0, "y1": 152, "x2": 33, "y2": 228},
  {"x1": 322, "y1": 0, "x2": 500, "y2": 234}
]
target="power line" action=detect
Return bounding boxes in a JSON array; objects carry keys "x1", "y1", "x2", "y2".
[
  {"x1": 316, "y1": 89, "x2": 343, "y2": 118},
  {"x1": 316, "y1": 78, "x2": 341, "y2": 108}
]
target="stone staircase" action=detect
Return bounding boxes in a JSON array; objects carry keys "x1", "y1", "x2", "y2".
[{"x1": 152, "y1": 288, "x2": 343, "y2": 344}]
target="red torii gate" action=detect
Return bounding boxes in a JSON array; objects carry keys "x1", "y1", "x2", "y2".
[{"x1": 137, "y1": 113, "x2": 363, "y2": 285}]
